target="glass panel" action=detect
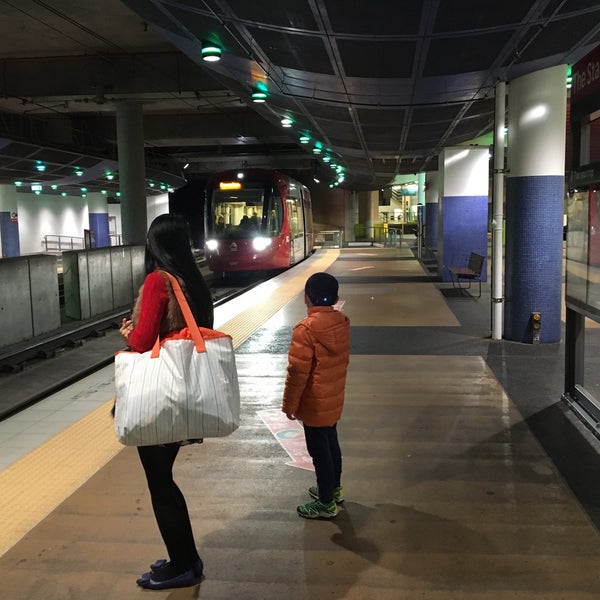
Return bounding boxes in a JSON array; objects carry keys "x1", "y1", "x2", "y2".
[{"x1": 207, "y1": 181, "x2": 268, "y2": 239}]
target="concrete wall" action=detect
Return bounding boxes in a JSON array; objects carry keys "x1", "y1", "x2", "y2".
[
  {"x1": 63, "y1": 245, "x2": 145, "y2": 320},
  {"x1": 2, "y1": 185, "x2": 169, "y2": 256},
  {"x1": 0, "y1": 254, "x2": 60, "y2": 348}
]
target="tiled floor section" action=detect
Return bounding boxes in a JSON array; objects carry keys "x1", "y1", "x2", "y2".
[{"x1": 3, "y1": 246, "x2": 600, "y2": 598}]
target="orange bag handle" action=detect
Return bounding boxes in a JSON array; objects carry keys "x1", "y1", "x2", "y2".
[{"x1": 150, "y1": 270, "x2": 207, "y2": 357}]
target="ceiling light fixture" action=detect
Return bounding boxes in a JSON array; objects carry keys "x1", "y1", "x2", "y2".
[
  {"x1": 281, "y1": 116, "x2": 293, "y2": 127},
  {"x1": 299, "y1": 134, "x2": 310, "y2": 144},
  {"x1": 251, "y1": 87, "x2": 267, "y2": 103},
  {"x1": 201, "y1": 41, "x2": 222, "y2": 62}
]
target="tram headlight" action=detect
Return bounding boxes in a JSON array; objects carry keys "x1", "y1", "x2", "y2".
[
  {"x1": 206, "y1": 239, "x2": 218, "y2": 251},
  {"x1": 252, "y1": 237, "x2": 272, "y2": 251}
]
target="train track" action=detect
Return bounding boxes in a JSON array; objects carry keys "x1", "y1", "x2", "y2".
[{"x1": 0, "y1": 273, "x2": 267, "y2": 420}]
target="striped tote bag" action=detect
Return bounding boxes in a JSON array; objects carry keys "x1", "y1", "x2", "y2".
[{"x1": 113, "y1": 273, "x2": 240, "y2": 446}]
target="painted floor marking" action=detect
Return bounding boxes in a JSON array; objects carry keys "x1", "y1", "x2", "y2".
[{"x1": 258, "y1": 409, "x2": 314, "y2": 471}]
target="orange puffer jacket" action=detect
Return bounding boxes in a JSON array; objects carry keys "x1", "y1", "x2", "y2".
[{"x1": 282, "y1": 306, "x2": 350, "y2": 427}]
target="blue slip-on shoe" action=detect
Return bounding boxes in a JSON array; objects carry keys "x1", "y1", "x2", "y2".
[
  {"x1": 136, "y1": 558, "x2": 203, "y2": 588},
  {"x1": 137, "y1": 566, "x2": 198, "y2": 590}
]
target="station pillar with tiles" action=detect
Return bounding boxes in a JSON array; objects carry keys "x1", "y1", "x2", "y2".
[
  {"x1": 0, "y1": 185, "x2": 20, "y2": 257},
  {"x1": 87, "y1": 192, "x2": 110, "y2": 248},
  {"x1": 437, "y1": 146, "x2": 489, "y2": 282},
  {"x1": 425, "y1": 171, "x2": 439, "y2": 256},
  {"x1": 504, "y1": 64, "x2": 567, "y2": 343}
]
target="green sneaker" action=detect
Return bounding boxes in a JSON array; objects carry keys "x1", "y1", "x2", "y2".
[
  {"x1": 297, "y1": 499, "x2": 338, "y2": 519},
  {"x1": 308, "y1": 485, "x2": 344, "y2": 504}
]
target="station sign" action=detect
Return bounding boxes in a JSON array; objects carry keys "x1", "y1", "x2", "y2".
[{"x1": 571, "y1": 44, "x2": 600, "y2": 119}]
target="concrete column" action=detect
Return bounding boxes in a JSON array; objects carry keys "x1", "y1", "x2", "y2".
[
  {"x1": 437, "y1": 146, "x2": 489, "y2": 281},
  {"x1": 116, "y1": 101, "x2": 147, "y2": 245},
  {"x1": 344, "y1": 191, "x2": 358, "y2": 243},
  {"x1": 0, "y1": 185, "x2": 20, "y2": 257},
  {"x1": 357, "y1": 190, "x2": 379, "y2": 239},
  {"x1": 504, "y1": 64, "x2": 567, "y2": 343},
  {"x1": 425, "y1": 171, "x2": 439, "y2": 254},
  {"x1": 87, "y1": 192, "x2": 110, "y2": 247}
]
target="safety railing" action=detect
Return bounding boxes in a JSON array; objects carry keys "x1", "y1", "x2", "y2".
[{"x1": 43, "y1": 235, "x2": 85, "y2": 252}]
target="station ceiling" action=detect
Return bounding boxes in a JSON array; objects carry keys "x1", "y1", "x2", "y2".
[{"x1": 0, "y1": 0, "x2": 598, "y2": 195}]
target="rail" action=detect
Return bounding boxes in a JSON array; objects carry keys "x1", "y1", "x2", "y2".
[{"x1": 43, "y1": 235, "x2": 84, "y2": 252}]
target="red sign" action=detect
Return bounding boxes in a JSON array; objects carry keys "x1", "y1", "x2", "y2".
[
  {"x1": 571, "y1": 44, "x2": 600, "y2": 105},
  {"x1": 258, "y1": 409, "x2": 314, "y2": 471}
]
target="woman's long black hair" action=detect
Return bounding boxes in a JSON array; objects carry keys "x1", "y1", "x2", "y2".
[{"x1": 145, "y1": 213, "x2": 214, "y2": 329}]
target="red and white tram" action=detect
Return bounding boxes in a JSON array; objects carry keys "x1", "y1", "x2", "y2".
[{"x1": 203, "y1": 169, "x2": 314, "y2": 274}]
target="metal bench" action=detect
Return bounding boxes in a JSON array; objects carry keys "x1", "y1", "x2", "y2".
[{"x1": 448, "y1": 252, "x2": 484, "y2": 297}]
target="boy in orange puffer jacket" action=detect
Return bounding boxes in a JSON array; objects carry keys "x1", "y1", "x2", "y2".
[{"x1": 282, "y1": 272, "x2": 350, "y2": 518}]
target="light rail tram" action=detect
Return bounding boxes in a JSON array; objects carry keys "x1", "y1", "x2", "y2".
[{"x1": 203, "y1": 169, "x2": 314, "y2": 275}]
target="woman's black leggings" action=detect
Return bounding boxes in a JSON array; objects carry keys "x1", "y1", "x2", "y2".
[{"x1": 137, "y1": 443, "x2": 199, "y2": 571}]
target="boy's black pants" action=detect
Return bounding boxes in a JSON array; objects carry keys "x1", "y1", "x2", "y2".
[{"x1": 303, "y1": 423, "x2": 342, "y2": 504}]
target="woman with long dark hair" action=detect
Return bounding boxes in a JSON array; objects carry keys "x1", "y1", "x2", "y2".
[{"x1": 119, "y1": 213, "x2": 213, "y2": 590}]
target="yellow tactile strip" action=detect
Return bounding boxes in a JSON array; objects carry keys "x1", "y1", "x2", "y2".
[
  {"x1": 0, "y1": 249, "x2": 340, "y2": 557},
  {"x1": 0, "y1": 402, "x2": 122, "y2": 557}
]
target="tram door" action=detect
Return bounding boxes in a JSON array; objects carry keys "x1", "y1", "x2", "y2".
[{"x1": 287, "y1": 183, "x2": 304, "y2": 264}]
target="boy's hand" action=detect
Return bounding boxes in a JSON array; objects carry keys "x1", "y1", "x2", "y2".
[{"x1": 285, "y1": 413, "x2": 296, "y2": 420}]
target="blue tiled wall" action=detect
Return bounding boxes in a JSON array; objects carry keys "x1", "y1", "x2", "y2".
[
  {"x1": 88, "y1": 213, "x2": 110, "y2": 248},
  {"x1": 439, "y1": 196, "x2": 488, "y2": 281},
  {"x1": 0, "y1": 211, "x2": 20, "y2": 257},
  {"x1": 425, "y1": 203, "x2": 438, "y2": 252},
  {"x1": 505, "y1": 175, "x2": 563, "y2": 343}
]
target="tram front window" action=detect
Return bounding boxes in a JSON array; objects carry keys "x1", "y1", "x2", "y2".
[{"x1": 208, "y1": 182, "x2": 282, "y2": 240}]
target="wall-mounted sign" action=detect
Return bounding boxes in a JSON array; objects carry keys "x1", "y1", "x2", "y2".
[{"x1": 10, "y1": 211, "x2": 17, "y2": 223}]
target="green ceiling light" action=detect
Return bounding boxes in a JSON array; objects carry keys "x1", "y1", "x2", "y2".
[
  {"x1": 251, "y1": 88, "x2": 267, "y2": 103},
  {"x1": 116, "y1": 192, "x2": 121, "y2": 197},
  {"x1": 566, "y1": 65, "x2": 572, "y2": 89},
  {"x1": 14, "y1": 181, "x2": 22, "y2": 186},
  {"x1": 61, "y1": 192, "x2": 67, "y2": 197},
  {"x1": 201, "y1": 41, "x2": 222, "y2": 62},
  {"x1": 81, "y1": 187, "x2": 87, "y2": 192},
  {"x1": 281, "y1": 116, "x2": 293, "y2": 128},
  {"x1": 251, "y1": 81, "x2": 268, "y2": 103},
  {"x1": 81, "y1": 193, "x2": 87, "y2": 198},
  {"x1": 148, "y1": 181, "x2": 155, "y2": 187},
  {"x1": 75, "y1": 167, "x2": 84, "y2": 176},
  {"x1": 51, "y1": 184, "x2": 58, "y2": 190},
  {"x1": 106, "y1": 171, "x2": 114, "y2": 180},
  {"x1": 35, "y1": 161, "x2": 46, "y2": 172},
  {"x1": 312, "y1": 141, "x2": 322, "y2": 155},
  {"x1": 101, "y1": 190, "x2": 107, "y2": 194},
  {"x1": 299, "y1": 134, "x2": 310, "y2": 144},
  {"x1": 322, "y1": 155, "x2": 331, "y2": 163}
]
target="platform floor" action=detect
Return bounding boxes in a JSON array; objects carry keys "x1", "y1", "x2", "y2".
[{"x1": 3, "y1": 246, "x2": 600, "y2": 598}]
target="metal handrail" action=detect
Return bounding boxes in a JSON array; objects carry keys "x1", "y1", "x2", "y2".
[{"x1": 43, "y1": 235, "x2": 84, "y2": 252}]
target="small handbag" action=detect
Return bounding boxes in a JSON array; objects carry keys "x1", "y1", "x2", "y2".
[{"x1": 114, "y1": 271, "x2": 240, "y2": 446}]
